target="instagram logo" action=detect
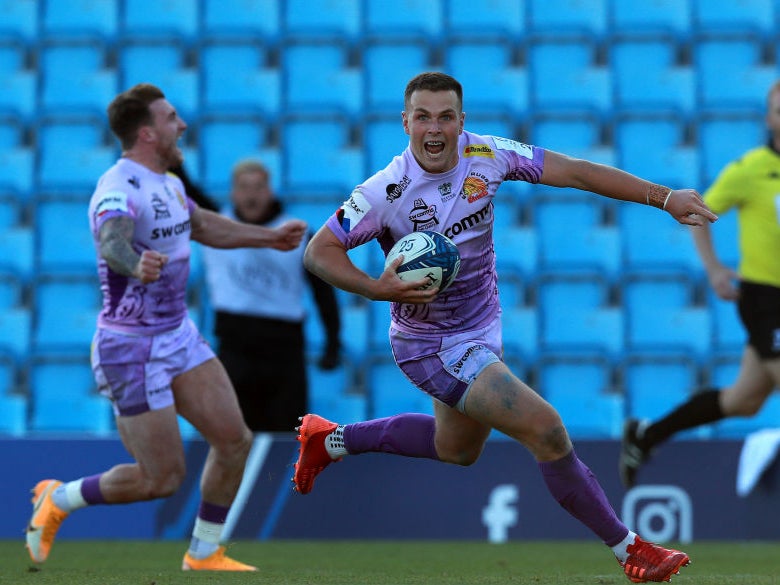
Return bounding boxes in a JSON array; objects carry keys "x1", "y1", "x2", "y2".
[{"x1": 622, "y1": 485, "x2": 693, "y2": 543}]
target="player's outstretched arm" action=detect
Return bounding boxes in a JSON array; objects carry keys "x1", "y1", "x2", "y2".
[{"x1": 190, "y1": 206, "x2": 306, "y2": 250}]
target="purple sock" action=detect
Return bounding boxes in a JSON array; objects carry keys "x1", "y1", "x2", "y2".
[
  {"x1": 81, "y1": 474, "x2": 106, "y2": 505},
  {"x1": 538, "y1": 449, "x2": 628, "y2": 546},
  {"x1": 344, "y1": 413, "x2": 439, "y2": 459},
  {"x1": 198, "y1": 501, "x2": 229, "y2": 523}
]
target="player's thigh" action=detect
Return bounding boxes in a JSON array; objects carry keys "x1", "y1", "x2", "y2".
[
  {"x1": 116, "y1": 405, "x2": 185, "y2": 478},
  {"x1": 433, "y1": 399, "x2": 491, "y2": 463},
  {"x1": 172, "y1": 357, "x2": 249, "y2": 446},
  {"x1": 721, "y1": 346, "x2": 776, "y2": 413}
]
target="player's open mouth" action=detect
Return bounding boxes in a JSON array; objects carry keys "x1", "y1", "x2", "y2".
[{"x1": 425, "y1": 141, "x2": 444, "y2": 155}]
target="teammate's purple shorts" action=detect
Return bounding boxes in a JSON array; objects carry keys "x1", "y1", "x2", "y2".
[
  {"x1": 91, "y1": 317, "x2": 214, "y2": 417},
  {"x1": 390, "y1": 315, "x2": 503, "y2": 412}
]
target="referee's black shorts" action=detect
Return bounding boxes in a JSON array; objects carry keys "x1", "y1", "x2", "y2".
[{"x1": 738, "y1": 280, "x2": 780, "y2": 358}]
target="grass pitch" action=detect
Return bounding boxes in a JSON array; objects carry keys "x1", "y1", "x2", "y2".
[{"x1": 1, "y1": 540, "x2": 778, "y2": 585}]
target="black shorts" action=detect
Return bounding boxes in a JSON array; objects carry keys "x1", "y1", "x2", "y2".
[{"x1": 738, "y1": 281, "x2": 780, "y2": 358}]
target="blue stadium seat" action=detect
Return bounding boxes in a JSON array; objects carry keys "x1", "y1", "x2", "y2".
[
  {"x1": 367, "y1": 355, "x2": 434, "y2": 419},
  {"x1": 282, "y1": 41, "x2": 362, "y2": 116},
  {"x1": 35, "y1": 197, "x2": 96, "y2": 274},
  {"x1": 532, "y1": 112, "x2": 617, "y2": 167},
  {"x1": 0, "y1": 0, "x2": 38, "y2": 43},
  {"x1": 529, "y1": 38, "x2": 611, "y2": 115},
  {"x1": 0, "y1": 307, "x2": 31, "y2": 361},
  {"x1": 42, "y1": 0, "x2": 119, "y2": 40},
  {"x1": 197, "y1": 115, "x2": 280, "y2": 197},
  {"x1": 285, "y1": 199, "x2": 342, "y2": 230},
  {"x1": 0, "y1": 144, "x2": 34, "y2": 197},
  {"x1": 0, "y1": 227, "x2": 33, "y2": 280},
  {"x1": 39, "y1": 41, "x2": 118, "y2": 115},
  {"x1": 698, "y1": 113, "x2": 764, "y2": 186},
  {"x1": 203, "y1": 0, "x2": 281, "y2": 44},
  {"x1": 0, "y1": 194, "x2": 21, "y2": 228},
  {"x1": 615, "y1": 113, "x2": 699, "y2": 190},
  {"x1": 501, "y1": 305, "x2": 539, "y2": 363},
  {"x1": 364, "y1": 0, "x2": 444, "y2": 41},
  {"x1": 362, "y1": 114, "x2": 411, "y2": 176},
  {"x1": 446, "y1": 0, "x2": 526, "y2": 39},
  {"x1": 444, "y1": 38, "x2": 529, "y2": 117},
  {"x1": 618, "y1": 203, "x2": 699, "y2": 274},
  {"x1": 282, "y1": 115, "x2": 363, "y2": 194},
  {"x1": 119, "y1": 41, "x2": 199, "y2": 119},
  {"x1": 284, "y1": 0, "x2": 361, "y2": 43},
  {"x1": 528, "y1": 0, "x2": 608, "y2": 39},
  {"x1": 29, "y1": 355, "x2": 112, "y2": 434},
  {"x1": 610, "y1": 0, "x2": 692, "y2": 39},
  {"x1": 368, "y1": 299, "x2": 392, "y2": 351},
  {"x1": 0, "y1": 271, "x2": 23, "y2": 308},
  {"x1": 0, "y1": 353, "x2": 26, "y2": 435},
  {"x1": 0, "y1": 38, "x2": 26, "y2": 73},
  {"x1": 710, "y1": 209, "x2": 739, "y2": 269},
  {"x1": 611, "y1": 39, "x2": 695, "y2": 118},
  {"x1": 693, "y1": 0, "x2": 775, "y2": 38},
  {"x1": 363, "y1": 39, "x2": 434, "y2": 113},
  {"x1": 309, "y1": 363, "x2": 367, "y2": 424},
  {"x1": 33, "y1": 275, "x2": 100, "y2": 353},
  {"x1": 200, "y1": 41, "x2": 280, "y2": 119},
  {"x1": 37, "y1": 117, "x2": 117, "y2": 193},
  {"x1": 623, "y1": 273, "x2": 712, "y2": 358},
  {"x1": 537, "y1": 352, "x2": 623, "y2": 438},
  {"x1": 494, "y1": 225, "x2": 539, "y2": 279},
  {"x1": 708, "y1": 290, "x2": 746, "y2": 351},
  {"x1": 694, "y1": 38, "x2": 776, "y2": 112},
  {"x1": 0, "y1": 39, "x2": 35, "y2": 120},
  {"x1": 122, "y1": 0, "x2": 198, "y2": 40},
  {"x1": 622, "y1": 352, "x2": 701, "y2": 431}
]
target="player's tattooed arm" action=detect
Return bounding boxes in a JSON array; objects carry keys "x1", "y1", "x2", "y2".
[{"x1": 99, "y1": 215, "x2": 140, "y2": 277}]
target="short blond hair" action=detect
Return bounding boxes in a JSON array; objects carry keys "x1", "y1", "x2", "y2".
[{"x1": 231, "y1": 159, "x2": 270, "y2": 184}]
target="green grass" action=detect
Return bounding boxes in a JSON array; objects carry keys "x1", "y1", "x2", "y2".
[{"x1": 1, "y1": 540, "x2": 778, "y2": 585}]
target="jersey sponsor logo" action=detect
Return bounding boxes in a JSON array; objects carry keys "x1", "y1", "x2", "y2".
[
  {"x1": 95, "y1": 191, "x2": 129, "y2": 218},
  {"x1": 339, "y1": 189, "x2": 371, "y2": 233},
  {"x1": 151, "y1": 219, "x2": 191, "y2": 240},
  {"x1": 385, "y1": 175, "x2": 411, "y2": 202},
  {"x1": 151, "y1": 193, "x2": 171, "y2": 220},
  {"x1": 438, "y1": 181, "x2": 457, "y2": 202},
  {"x1": 461, "y1": 172, "x2": 489, "y2": 203},
  {"x1": 443, "y1": 202, "x2": 492, "y2": 239},
  {"x1": 491, "y1": 136, "x2": 533, "y2": 159},
  {"x1": 464, "y1": 144, "x2": 495, "y2": 158},
  {"x1": 409, "y1": 197, "x2": 439, "y2": 230}
]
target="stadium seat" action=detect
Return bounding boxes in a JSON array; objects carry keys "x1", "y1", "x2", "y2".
[
  {"x1": 39, "y1": 41, "x2": 118, "y2": 115},
  {"x1": 0, "y1": 307, "x2": 31, "y2": 361},
  {"x1": 119, "y1": 41, "x2": 198, "y2": 119},
  {"x1": 694, "y1": 38, "x2": 776, "y2": 113},
  {"x1": 494, "y1": 225, "x2": 539, "y2": 279},
  {"x1": 446, "y1": 0, "x2": 526, "y2": 39},
  {"x1": 364, "y1": 0, "x2": 444, "y2": 41},
  {"x1": 0, "y1": 144, "x2": 34, "y2": 198},
  {"x1": 362, "y1": 113, "x2": 411, "y2": 176},
  {"x1": 501, "y1": 305, "x2": 539, "y2": 363},
  {"x1": 282, "y1": 41, "x2": 362, "y2": 116},
  {"x1": 708, "y1": 290, "x2": 746, "y2": 351},
  {"x1": 122, "y1": 0, "x2": 198, "y2": 40},
  {"x1": 610, "y1": 0, "x2": 692, "y2": 40},
  {"x1": 35, "y1": 197, "x2": 96, "y2": 274},
  {"x1": 698, "y1": 113, "x2": 764, "y2": 187},
  {"x1": 203, "y1": 0, "x2": 281, "y2": 44},
  {"x1": 536, "y1": 352, "x2": 623, "y2": 438},
  {"x1": 693, "y1": 0, "x2": 775, "y2": 38},
  {"x1": 285, "y1": 199, "x2": 342, "y2": 230},
  {"x1": 709, "y1": 209, "x2": 739, "y2": 269},
  {"x1": 41, "y1": 0, "x2": 119, "y2": 41},
  {"x1": 368, "y1": 300, "x2": 392, "y2": 352},
  {"x1": 367, "y1": 355, "x2": 434, "y2": 419},
  {"x1": 618, "y1": 203, "x2": 700, "y2": 274},
  {"x1": 444, "y1": 38, "x2": 529, "y2": 117},
  {"x1": 0, "y1": 271, "x2": 23, "y2": 309},
  {"x1": 0, "y1": 0, "x2": 38, "y2": 43},
  {"x1": 0, "y1": 194, "x2": 20, "y2": 228},
  {"x1": 200, "y1": 40, "x2": 280, "y2": 119},
  {"x1": 529, "y1": 38, "x2": 611, "y2": 115},
  {"x1": 0, "y1": 40, "x2": 35, "y2": 120},
  {"x1": 528, "y1": 0, "x2": 608, "y2": 39},
  {"x1": 33, "y1": 275, "x2": 100, "y2": 353},
  {"x1": 28, "y1": 355, "x2": 112, "y2": 434},
  {"x1": 0, "y1": 353, "x2": 26, "y2": 435},
  {"x1": 622, "y1": 352, "x2": 701, "y2": 430},
  {"x1": 284, "y1": 0, "x2": 361, "y2": 43},
  {"x1": 615, "y1": 113, "x2": 699, "y2": 190},
  {"x1": 363, "y1": 39, "x2": 434, "y2": 113},
  {"x1": 611, "y1": 39, "x2": 695, "y2": 118},
  {"x1": 0, "y1": 226, "x2": 33, "y2": 280},
  {"x1": 281, "y1": 115, "x2": 363, "y2": 194}
]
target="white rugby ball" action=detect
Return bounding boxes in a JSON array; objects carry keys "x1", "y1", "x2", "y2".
[{"x1": 384, "y1": 230, "x2": 461, "y2": 292}]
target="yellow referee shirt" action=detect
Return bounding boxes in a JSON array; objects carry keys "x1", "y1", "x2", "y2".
[{"x1": 704, "y1": 145, "x2": 780, "y2": 288}]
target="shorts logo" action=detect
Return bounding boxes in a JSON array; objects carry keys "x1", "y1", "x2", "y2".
[
  {"x1": 464, "y1": 144, "x2": 495, "y2": 158},
  {"x1": 408, "y1": 197, "x2": 439, "y2": 230},
  {"x1": 452, "y1": 344, "x2": 485, "y2": 374}
]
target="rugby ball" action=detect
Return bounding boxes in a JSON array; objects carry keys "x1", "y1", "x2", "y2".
[{"x1": 384, "y1": 231, "x2": 461, "y2": 292}]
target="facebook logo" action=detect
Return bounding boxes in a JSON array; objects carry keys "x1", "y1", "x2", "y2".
[{"x1": 481, "y1": 484, "x2": 519, "y2": 543}]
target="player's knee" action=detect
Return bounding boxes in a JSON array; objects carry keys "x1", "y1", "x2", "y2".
[
  {"x1": 145, "y1": 467, "x2": 186, "y2": 499},
  {"x1": 438, "y1": 443, "x2": 484, "y2": 466}
]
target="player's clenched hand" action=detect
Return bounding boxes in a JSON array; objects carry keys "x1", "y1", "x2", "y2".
[
  {"x1": 665, "y1": 189, "x2": 719, "y2": 226},
  {"x1": 373, "y1": 255, "x2": 439, "y2": 304},
  {"x1": 270, "y1": 219, "x2": 307, "y2": 250},
  {"x1": 134, "y1": 250, "x2": 168, "y2": 284}
]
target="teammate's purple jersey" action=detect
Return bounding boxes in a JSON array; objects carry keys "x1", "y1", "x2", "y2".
[
  {"x1": 88, "y1": 158, "x2": 196, "y2": 335},
  {"x1": 326, "y1": 130, "x2": 545, "y2": 336}
]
